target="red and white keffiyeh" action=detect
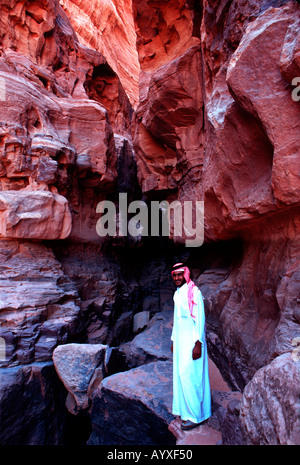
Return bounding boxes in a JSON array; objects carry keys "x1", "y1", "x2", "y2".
[{"x1": 171, "y1": 262, "x2": 197, "y2": 320}]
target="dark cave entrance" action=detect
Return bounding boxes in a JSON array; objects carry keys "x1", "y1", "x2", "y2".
[{"x1": 50, "y1": 235, "x2": 243, "y2": 347}]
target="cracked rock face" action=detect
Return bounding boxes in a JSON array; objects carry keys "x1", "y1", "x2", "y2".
[
  {"x1": 0, "y1": 240, "x2": 82, "y2": 367},
  {"x1": 0, "y1": 190, "x2": 72, "y2": 240},
  {"x1": 240, "y1": 353, "x2": 300, "y2": 445},
  {"x1": 89, "y1": 360, "x2": 176, "y2": 446},
  {"x1": 53, "y1": 343, "x2": 107, "y2": 414}
]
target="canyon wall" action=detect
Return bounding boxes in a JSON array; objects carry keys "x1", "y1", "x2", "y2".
[
  {"x1": 58, "y1": 0, "x2": 140, "y2": 107},
  {"x1": 131, "y1": 0, "x2": 300, "y2": 387},
  {"x1": 0, "y1": 0, "x2": 299, "y2": 445}
]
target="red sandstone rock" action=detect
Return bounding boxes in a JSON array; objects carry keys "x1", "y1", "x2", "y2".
[
  {"x1": 280, "y1": 11, "x2": 300, "y2": 81},
  {"x1": 132, "y1": 3, "x2": 300, "y2": 431},
  {"x1": 227, "y1": 3, "x2": 300, "y2": 206},
  {"x1": 120, "y1": 311, "x2": 173, "y2": 368},
  {"x1": 240, "y1": 353, "x2": 300, "y2": 445},
  {"x1": 133, "y1": 44, "x2": 204, "y2": 195},
  {"x1": 0, "y1": 239, "x2": 83, "y2": 367},
  {"x1": 0, "y1": 0, "x2": 138, "y2": 247},
  {"x1": 133, "y1": 0, "x2": 199, "y2": 73},
  {"x1": 89, "y1": 360, "x2": 176, "y2": 445},
  {"x1": 0, "y1": 363, "x2": 67, "y2": 445},
  {"x1": 0, "y1": 189, "x2": 71, "y2": 239},
  {"x1": 0, "y1": 67, "x2": 116, "y2": 190},
  {"x1": 59, "y1": 0, "x2": 140, "y2": 107}
]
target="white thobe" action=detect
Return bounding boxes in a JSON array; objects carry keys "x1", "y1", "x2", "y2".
[{"x1": 171, "y1": 283, "x2": 211, "y2": 424}]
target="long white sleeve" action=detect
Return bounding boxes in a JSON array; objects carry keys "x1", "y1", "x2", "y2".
[{"x1": 192, "y1": 288, "x2": 205, "y2": 345}]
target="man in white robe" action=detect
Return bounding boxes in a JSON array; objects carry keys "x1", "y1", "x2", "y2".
[{"x1": 171, "y1": 263, "x2": 211, "y2": 430}]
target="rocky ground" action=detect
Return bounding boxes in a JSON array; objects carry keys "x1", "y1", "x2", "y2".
[
  {"x1": 171, "y1": 358, "x2": 237, "y2": 446},
  {"x1": 51, "y1": 311, "x2": 243, "y2": 445}
]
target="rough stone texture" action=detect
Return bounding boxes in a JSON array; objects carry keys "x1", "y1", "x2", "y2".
[
  {"x1": 129, "y1": 0, "x2": 300, "y2": 446},
  {"x1": 53, "y1": 343, "x2": 107, "y2": 414},
  {"x1": 0, "y1": 0, "x2": 137, "y2": 365},
  {"x1": 240, "y1": 353, "x2": 300, "y2": 445},
  {"x1": 197, "y1": 213, "x2": 300, "y2": 390},
  {"x1": 133, "y1": 0, "x2": 300, "y2": 234},
  {"x1": 0, "y1": 362, "x2": 67, "y2": 445},
  {"x1": 0, "y1": 0, "x2": 135, "y2": 248},
  {"x1": 89, "y1": 360, "x2": 176, "y2": 445},
  {"x1": 120, "y1": 310, "x2": 173, "y2": 368},
  {"x1": 0, "y1": 239, "x2": 83, "y2": 368},
  {"x1": 0, "y1": 189, "x2": 71, "y2": 239},
  {"x1": 226, "y1": 4, "x2": 300, "y2": 206},
  {"x1": 0, "y1": 67, "x2": 116, "y2": 187},
  {"x1": 131, "y1": 0, "x2": 300, "y2": 394},
  {"x1": 218, "y1": 395, "x2": 244, "y2": 445},
  {"x1": 133, "y1": 44, "x2": 204, "y2": 195},
  {"x1": 133, "y1": 0, "x2": 200, "y2": 72},
  {"x1": 280, "y1": 11, "x2": 300, "y2": 81},
  {"x1": 133, "y1": 310, "x2": 150, "y2": 333},
  {"x1": 172, "y1": 418, "x2": 222, "y2": 445},
  {"x1": 59, "y1": 0, "x2": 140, "y2": 107},
  {"x1": 170, "y1": 387, "x2": 242, "y2": 446}
]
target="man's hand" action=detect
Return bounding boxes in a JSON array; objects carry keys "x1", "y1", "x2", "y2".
[{"x1": 192, "y1": 340, "x2": 202, "y2": 360}]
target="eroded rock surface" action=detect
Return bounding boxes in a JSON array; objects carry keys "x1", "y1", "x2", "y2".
[
  {"x1": 0, "y1": 362, "x2": 66, "y2": 445},
  {"x1": 240, "y1": 353, "x2": 300, "y2": 445},
  {"x1": 0, "y1": 239, "x2": 82, "y2": 367},
  {"x1": 59, "y1": 0, "x2": 140, "y2": 107},
  {"x1": 120, "y1": 310, "x2": 173, "y2": 368},
  {"x1": 0, "y1": 189, "x2": 71, "y2": 239},
  {"x1": 53, "y1": 343, "x2": 107, "y2": 414},
  {"x1": 89, "y1": 360, "x2": 176, "y2": 445}
]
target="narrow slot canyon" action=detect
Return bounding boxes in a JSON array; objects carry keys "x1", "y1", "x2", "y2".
[{"x1": 0, "y1": 0, "x2": 299, "y2": 447}]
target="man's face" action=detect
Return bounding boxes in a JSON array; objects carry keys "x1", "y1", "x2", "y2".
[{"x1": 172, "y1": 271, "x2": 185, "y2": 287}]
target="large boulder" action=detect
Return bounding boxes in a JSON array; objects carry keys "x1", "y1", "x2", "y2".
[
  {"x1": 120, "y1": 310, "x2": 173, "y2": 368},
  {"x1": 240, "y1": 353, "x2": 300, "y2": 445},
  {"x1": 0, "y1": 189, "x2": 71, "y2": 240},
  {"x1": 89, "y1": 360, "x2": 176, "y2": 445},
  {"x1": 53, "y1": 343, "x2": 107, "y2": 414}
]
